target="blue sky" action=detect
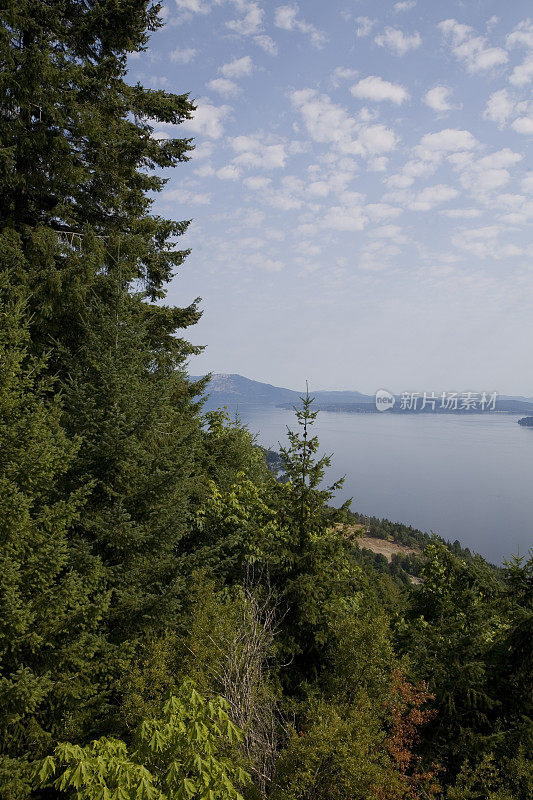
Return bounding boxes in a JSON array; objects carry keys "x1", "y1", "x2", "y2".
[{"x1": 129, "y1": 0, "x2": 533, "y2": 394}]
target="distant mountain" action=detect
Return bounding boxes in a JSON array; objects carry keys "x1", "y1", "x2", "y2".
[
  {"x1": 192, "y1": 373, "x2": 301, "y2": 412},
  {"x1": 192, "y1": 374, "x2": 374, "y2": 413},
  {"x1": 194, "y1": 374, "x2": 533, "y2": 416}
]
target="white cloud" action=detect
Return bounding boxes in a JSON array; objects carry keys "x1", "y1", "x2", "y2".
[
  {"x1": 332, "y1": 67, "x2": 358, "y2": 86},
  {"x1": 453, "y1": 150, "x2": 522, "y2": 197},
  {"x1": 484, "y1": 89, "x2": 515, "y2": 126},
  {"x1": 506, "y1": 20, "x2": 533, "y2": 49},
  {"x1": 323, "y1": 204, "x2": 368, "y2": 231},
  {"x1": 274, "y1": 4, "x2": 326, "y2": 48},
  {"x1": 175, "y1": 0, "x2": 211, "y2": 14},
  {"x1": 243, "y1": 175, "x2": 272, "y2": 191},
  {"x1": 207, "y1": 77, "x2": 240, "y2": 96},
  {"x1": 170, "y1": 47, "x2": 197, "y2": 63},
  {"x1": 221, "y1": 55, "x2": 254, "y2": 78},
  {"x1": 375, "y1": 27, "x2": 422, "y2": 56},
  {"x1": 290, "y1": 89, "x2": 398, "y2": 158},
  {"x1": 409, "y1": 184, "x2": 459, "y2": 211},
  {"x1": 476, "y1": 149, "x2": 523, "y2": 169},
  {"x1": 441, "y1": 208, "x2": 483, "y2": 219},
  {"x1": 368, "y1": 156, "x2": 389, "y2": 172},
  {"x1": 439, "y1": 18, "x2": 508, "y2": 72},
  {"x1": 351, "y1": 75, "x2": 409, "y2": 105},
  {"x1": 416, "y1": 128, "x2": 479, "y2": 162},
  {"x1": 512, "y1": 116, "x2": 533, "y2": 134},
  {"x1": 394, "y1": 1, "x2": 416, "y2": 12},
  {"x1": 194, "y1": 163, "x2": 215, "y2": 177},
  {"x1": 226, "y1": 1, "x2": 263, "y2": 35},
  {"x1": 254, "y1": 34, "x2": 278, "y2": 55},
  {"x1": 185, "y1": 98, "x2": 232, "y2": 139},
  {"x1": 365, "y1": 203, "x2": 403, "y2": 220},
  {"x1": 355, "y1": 17, "x2": 374, "y2": 37},
  {"x1": 369, "y1": 224, "x2": 407, "y2": 242},
  {"x1": 451, "y1": 226, "x2": 523, "y2": 259},
  {"x1": 358, "y1": 124, "x2": 398, "y2": 154},
  {"x1": 424, "y1": 86, "x2": 454, "y2": 113},
  {"x1": 161, "y1": 187, "x2": 212, "y2": 204},
  {"x1": 523, "y1": 172, "x2": 533, "y2": 193},
  {"x1": 291, "y1": 89, "x2": 357, "y2": 147},
  {"x1": 216, "y1": 164, "x2": 241, "y2": 180},
  {"x1": 191, "y1": 140, "x2": 214, "y2": 160},
  {"x1": 509, "y1": 55, "x2": 533, "y2": 86},
  {"x1": 230, "y1": 135, "x2": 288, "y2": 170}
]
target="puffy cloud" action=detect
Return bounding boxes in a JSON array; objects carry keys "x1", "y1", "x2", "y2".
[
  {"x1": 475, "y1": 149, "x2": 523, "y2": 169},
  {"x1": 274, "y1": 4, "x2": 327, "y2": 48},
  {"x1": 221, "y1": 55, "x2": 254, "y2": 78},
  {"x1": 207, "y1": 77, "x2": 240, "y2": 96},
  {"x1": 185, "y1": 98, "x2": 232, "y2": 139},
  {"x1": 509, "y1": 55, "x2": 533, "y2": 86},
  {"x1": 332, "y1": 67, "x2": 358, "y2": 86},
  {"x1": 369, "y1": 224, "x2": 407, "y2": 242},
  {"x1": 409, "y1": 184, "x2": 459, "y2": 211},
  {"x1": 230, "y1": 135, "x2": 288, "y2": 169},
  {"x1": 169, "y1": 47, "x2": 197, "y2": 63},
  {"x1": 290, "y1": 89, "x2": 398, "y2": 157},
  {"x1": 355, "y1": 17, "x2": 374, "y2": 37},
  {"x1": 424, "y1": 86, "x2": 454, "y2": 112},
  {"x1": 216, "y1": 164, "x2": 241, "y2": 180},
  {"x1": 243, "y1": 176, "x2": 272, "y2": 190},
  {"x1": 452, "y1": 226, "x2": 523, "y2": 259},
  {"x1": 374, "y1": 27, "x2": 422, "y2": 56},
  {"x1": 439, "y1": 18, "x2": 508, "y2": 72},
  {"x1": 323, "y1": 205, "x2": 368, "y2": 231},
  {"x1": 453, "y1": 149, "x2": 523, "y2": 197},
  {"x1": 394, "y1": 1, "x2": 416, "y2": 11},
  {"x1": 160, "y1": 187, "x2": 212, "y2": 204},
  {"x1": 484, "y1": 89, "x2": 515, "y2": 126},
  {"x1": 254, "y1": 34, "x2": 278, "y2": 55},
  {"x1": 523, "y1": 172, "x2": 533, "y2": 193},
  {"x1": 365, "y1": 203, "x2": 403, "y2": 220},
  {"x1": 512, "y1": 116, "x2": 533, "y2": 134},
  {"x1": 441, "y1": 208, "x2": 483, "y2": 219},
  {"x1": 226, "y1": 2, "x2": 263, "y2": 35},
  {"x1": 175, "y1": 0, "x2": 211, "y2": 14},
  {"x1": 351, "y1": 75, "x2": 409, "y2": 104},
  {"x1": 358, "y1": 124, "x2": 398, "y2": 154},
  {"x1": 506, "y1": 20, "x2": 533, "y2": 49},
  {"x1": 416, "y1": 128, "x2": 479, "y2": 161}
]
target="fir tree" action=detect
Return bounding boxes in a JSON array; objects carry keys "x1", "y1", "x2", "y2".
[{"x1": 0, "y1": 277, "x2": 108, "y2": 797}]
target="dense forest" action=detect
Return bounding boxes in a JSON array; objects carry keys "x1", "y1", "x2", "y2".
[{"x1": 0, "y1": 2, "x2": 532, "y2": 799}]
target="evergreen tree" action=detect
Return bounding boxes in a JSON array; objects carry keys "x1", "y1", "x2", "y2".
[
  {"x1": 0, "y1": 277, "x2": 107, "y2": 798},
  {"x1": 0, "y1": 0, "x2": 207, "y2": 783},
  {"x1": 61, "y1": 277, "x2": 204, "y2": 647}
]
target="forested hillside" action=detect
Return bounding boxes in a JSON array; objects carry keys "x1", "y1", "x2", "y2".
[{"x1": 0, "y1": 3, "x2": 531, "y2": 799}]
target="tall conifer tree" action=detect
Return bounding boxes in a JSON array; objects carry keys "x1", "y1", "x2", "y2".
[
  {"x1": 0, "y1": 273, "x2": 108, "y2": 797},
  {"x1": 0, "y1": 2, "x2": 206, "y2": 787}
]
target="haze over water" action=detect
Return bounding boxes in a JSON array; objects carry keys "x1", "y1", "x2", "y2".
[{"x1": 238, "y1": 407, "x2": 533, "y2": 564}]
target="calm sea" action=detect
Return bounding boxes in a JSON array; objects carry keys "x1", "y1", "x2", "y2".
[{"x1": 238, "y1": 406, "x2": 533, "y2": 565}]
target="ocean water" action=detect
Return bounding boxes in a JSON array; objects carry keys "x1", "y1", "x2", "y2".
[{"x1": 238, "y1": 406, "x2": 533, "y2": 564}]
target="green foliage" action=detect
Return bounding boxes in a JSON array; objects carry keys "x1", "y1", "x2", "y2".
[
  {"x1": 0, "y1": 0, "x2": 194, "y2": 298},
  {"x1": 279, "y1": 389, "x2": 350, "y2": 555},
  {"x1": 35, "y1": 680, "x2": 251, "y2": 800},
  {"x1": 0, "y1": 278, "x2": 108, "y2": 795},
  {"x1": 446, "y1": 754, "x2": 515, "y2": 800}
]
